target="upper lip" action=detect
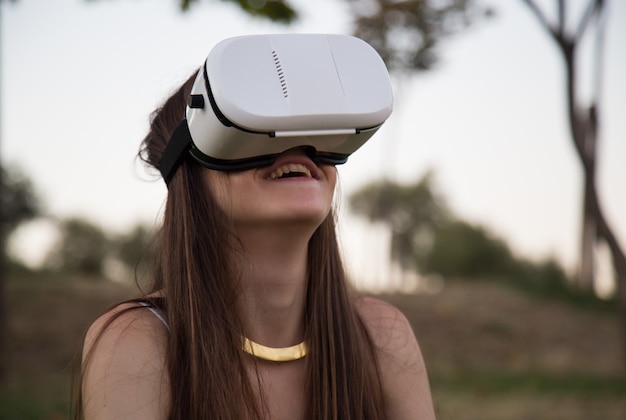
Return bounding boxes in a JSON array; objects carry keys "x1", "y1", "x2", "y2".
[{"x1": 262, "y1": 153, "x2": 321, "y2": 180}]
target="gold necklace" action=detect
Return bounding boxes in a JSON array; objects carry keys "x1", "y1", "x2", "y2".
[{"x1": 241, "y1": 337, "x2": 308, "y2": 362}]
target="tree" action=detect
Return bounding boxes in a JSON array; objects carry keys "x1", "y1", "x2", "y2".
[
  {"x1": 0, "y1": 164, "x2": 41, "y2": 238},
  {"x1": 344, "y1": 0, "x2": 492, "y2": 75},
  {"x1": 0, "y1": 164, "x2": 41, "y2": 377},
  {"x1": 112, "y1": 224, "x2": 156, "y2": 270},
  {"x1": 421, "y1": 220, "x2": 516, "y2": 279},
  {"x1": 44, "y1": 218, "x2": 109, "y2": 277},
  {"x1": 350, "y1": 175, "x2": 517, "y2": 281},
  {"x1": 521, "y1": 0, "x2": 626, "y2": 361},
  {"x1": 344, "y1": 0, "x2": 492, "y2": 284},
  {"x1": 109, "y1": 224, "x2": 157, "y2": 287},
  {"x1": 349, "y1": 172, "x2": 449, "y2": 287}
]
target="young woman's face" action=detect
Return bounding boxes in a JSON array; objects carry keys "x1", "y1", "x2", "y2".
[{"x1": 205, "y1": 148, "x2": 337, "y2": 232}]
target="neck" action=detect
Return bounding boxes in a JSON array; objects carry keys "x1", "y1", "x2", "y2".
[{"x1": 235, "y1": 225, "x2": 312, "y2": 348}]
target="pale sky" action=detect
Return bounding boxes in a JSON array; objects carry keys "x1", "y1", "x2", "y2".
[{"x1": 2, "y1": 0, "x2": 625, "y2": 291}]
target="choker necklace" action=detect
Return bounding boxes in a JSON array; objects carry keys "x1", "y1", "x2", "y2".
[{"x1": 242, "y1": 337, "x2": 308, "y2": 362}]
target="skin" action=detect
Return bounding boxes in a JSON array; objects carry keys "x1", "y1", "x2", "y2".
[{"x1": 82, "y1": 148, "x2": 436, "y2": 419}]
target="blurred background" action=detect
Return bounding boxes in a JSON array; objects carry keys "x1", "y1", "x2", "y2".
[{"x1": 1, "y1": 0, "x2": 625, "y2": 418}]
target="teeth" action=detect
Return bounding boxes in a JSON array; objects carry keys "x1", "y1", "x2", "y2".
[{"x1": 269, "y1": 163, "x2": 312, "y2": 179}]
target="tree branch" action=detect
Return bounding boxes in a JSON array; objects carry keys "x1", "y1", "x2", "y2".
[
  {"x1": 592, "y1": 0, "x2": 607, "y2": 101},
  {"x1": 557, "y1": 0, "x2": 565, "y2": 39},
  {"x1": 575, "y1": 0, "x2": 603, "y2": 44},
  {"x1": 521, "y1": 0, "x2": 560, "y2": 39}
]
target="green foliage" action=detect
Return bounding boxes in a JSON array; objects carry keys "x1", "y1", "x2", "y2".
[
  {"x1": 349, "y1": 171, "x2": 449, "y2": 271},
  {"x1": 348, "y1": 172, "x2": 615, "y2": 306},
  {"x1": 416, "y1": 217, "x2": 578, "y2": 299},
  {"x1": 110, "y1": 224, "x2": 157, "y2": 284},
  {"x1": 350, "y1": 172, "x2": 449, "y2": 228},
  {"x1": 504, "y1": 258, "x2": 616, "y2": 311},
  {"x1": 222, "y1": 0, "x2": 297, "y2": 24},
  {"x1": 346, "y1": 0, "x2": 492, "y2": 74},
  {"x1": 349, "y1": 173, "x2": 522, "y2": 280},
  {"x1": 112, "y1": 224, "x2": 155, "y2": 268},
  {"x1": 0, "y1": 164, "x2": 41, "y2": 239},
  {"x1": 89, "y1": 0, "x2": 298, "y2": 23},
  {"x1": 420, "y1": 220, "x2": 516, "y2": 279},
  {"x1": 40, "y1": 218, "x2": 157, "y2": 279},
  {"x1": 0, "y1": 377, "x2": 68, "y2": 420},
  {"x1": 44, "y1": 218, "x2": 109, "y2": 276},
  {"x1": 507, "y1": 258, "x2": 570, "y2": 293}
]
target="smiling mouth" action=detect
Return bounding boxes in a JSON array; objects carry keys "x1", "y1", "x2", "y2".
[{"x1": 268, "y1": 163, "x2": 312, "y2": 180}]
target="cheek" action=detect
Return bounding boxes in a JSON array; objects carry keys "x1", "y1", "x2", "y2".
[{"x1": 217, "y1": 172, "x2": 257, "y2": 218}]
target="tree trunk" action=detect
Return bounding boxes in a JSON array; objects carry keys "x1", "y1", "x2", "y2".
[
  {"x1": 0, "y1": 226, "x2": 5, "y2": 380},
  {"x1": 579, "y1": 183, "x2": 596, "y2": 290},
  {"x1": 593, "y1": 183, "x2": 626, "y2": 369},
  {"x1": 578, "y1": 110, "x2": 598, "y2": 291}
]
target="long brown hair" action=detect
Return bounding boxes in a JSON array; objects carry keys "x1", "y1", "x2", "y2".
[{"x1": 75, "y1": 71, "x2": 386, "y2": 419}]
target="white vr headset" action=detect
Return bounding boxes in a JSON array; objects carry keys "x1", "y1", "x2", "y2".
[{"x1": 159, "y1": 34, "x2": 394, "y2": 186}]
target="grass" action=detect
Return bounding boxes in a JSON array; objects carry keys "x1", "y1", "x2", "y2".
[
  {"x1": 0, "y1": 373, "x2": 70, "y2": 420},
  {"x1": 2, "y1": 270, "x2": 625, "y2": 419},
  {"x1": 430, "y1": 369, "x2": 626, "y2": 396}
]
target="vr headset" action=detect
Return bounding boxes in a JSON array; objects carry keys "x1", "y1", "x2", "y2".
[{"x1": 159, "y1": 34, "x2": 394, "y2": 186}]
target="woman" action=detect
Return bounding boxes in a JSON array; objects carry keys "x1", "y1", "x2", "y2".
[{"x1": 76, "y1": 67, "x2": 435, "y2": 419}]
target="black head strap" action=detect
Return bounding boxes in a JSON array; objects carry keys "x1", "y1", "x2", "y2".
[{"x1": 159, "y1": 120, "x2": 192, "y2": 187}]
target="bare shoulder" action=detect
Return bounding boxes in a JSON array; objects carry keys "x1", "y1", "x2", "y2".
[
  {"x1": 354, "y1": 296, "x2": 436, "y2": 420},
  {"x1": 82, "y1": 302, "x2": 170, "y2": 419},
  {"x1": 353, "y1": 296, "x2": 418, "y2": 355},
  {"x1": 84, "y1": 301, "x2": 167, "y2": 351},
  {"x1": 83, "y1": 301, "x2": 169, "y2": 370},
  {"x1": 354, "y1": 296, "x2": 410, "y2": 329}
]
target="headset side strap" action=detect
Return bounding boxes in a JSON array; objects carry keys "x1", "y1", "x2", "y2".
[{"x1": 159, "y1": 120, "x2": 192, "y2": 187}]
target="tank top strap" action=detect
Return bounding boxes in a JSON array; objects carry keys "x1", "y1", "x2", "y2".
[{"x1": 138, "y1": 300, "x2": 170, "y2": 331}]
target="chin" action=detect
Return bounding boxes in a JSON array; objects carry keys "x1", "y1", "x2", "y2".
[
  {"x1": 237, "y1": 208, "x2": 331, "y2": 233},
  {"x1": 275, "y1": 210, "x2": 330, "y2": 229}
]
